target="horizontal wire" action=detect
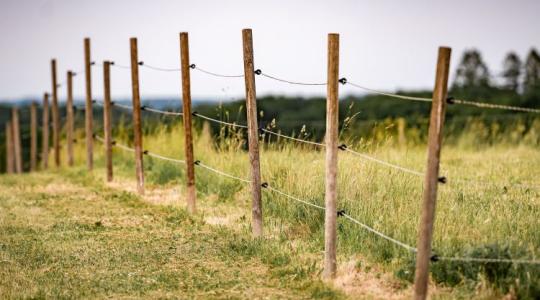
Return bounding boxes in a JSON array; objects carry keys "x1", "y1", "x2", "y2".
[
  {"x1": 341, "y1": 213, "x2": 418, "y2": 253},
  {"x1": 195, "y1": 161, "x2": 251, "y2": 183},
  {"x1": 258, "y1": 71, "x2": 326, "y2": 86},
  {"x1": 192, "y1": 112, "x2": 248, "y2": 128},
  {"x1": 437, "y1": 256, "x2": 540, "y2": 265},
  {"x1": 191, "y1": 65, "x2": 244, "y2": 78},
  {"x1": 145, "y1": 151, "x2": 185, "y2": 164},
  {"x1": 141, "y1": 63, "x2": 180, "y2": 72},
  {"x1": 143, "y1": 107, "x2": 183, "y2": 116},
  {"x1": 260, "y1": 128, "x2": 324, "y2": 146},
  {"x1": 264, "y1": 185, "x2": 326, "y2": 211},
  {"x1": 345, "y1": 81, "x2": 432, "y2": 102},
  {"x1": 342, "y1": 147, "x2": 424, "y2": 177},
  {"x1": 452, "y1": 98, "x2": 540, "y2": 114}
]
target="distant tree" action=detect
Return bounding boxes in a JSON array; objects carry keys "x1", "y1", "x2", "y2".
[
  {"x1": 501, "y1": 52, "x2": 521, "y2": 92},
  {"x1": 453, "y1": 49, "x2": 490, "y2": 89},
  {"x1": 523, "y1": 48, "x2": 540, "y2": 93}
]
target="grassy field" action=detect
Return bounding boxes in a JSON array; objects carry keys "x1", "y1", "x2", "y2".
[{"x1": 1, "y1": 121, "x2": 539, "y2": 299}]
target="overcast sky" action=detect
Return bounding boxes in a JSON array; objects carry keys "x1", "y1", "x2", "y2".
[{"x1": 1, "y1": 0, "x2": 539, "y2": 103}]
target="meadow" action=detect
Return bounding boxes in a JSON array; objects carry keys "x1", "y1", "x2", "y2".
[{"x1": 1, "y1": 111, "x2": 539, "y2": 299}]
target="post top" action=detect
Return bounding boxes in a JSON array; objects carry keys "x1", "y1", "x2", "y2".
[{"x1": 328, "y1": 33, "x2": 340, "y2": 37}]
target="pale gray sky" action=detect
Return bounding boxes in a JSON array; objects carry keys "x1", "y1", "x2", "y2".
[{"x1": 1, "y1": 0, "x2": 539, "y2": 102}]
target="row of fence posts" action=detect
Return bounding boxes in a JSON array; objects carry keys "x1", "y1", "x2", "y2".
[{"x1": 3, "y1": 29, "x2": 451, "y2": 300}]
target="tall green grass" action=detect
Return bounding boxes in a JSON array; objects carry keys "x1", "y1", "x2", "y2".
[{"x1": 76, "y1": 116, "x2": 539, "y2": 298}]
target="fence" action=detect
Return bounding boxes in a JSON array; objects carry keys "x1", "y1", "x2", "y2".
[{"x1": 2, "y1": 29, "x2": 540, "y2": 300}]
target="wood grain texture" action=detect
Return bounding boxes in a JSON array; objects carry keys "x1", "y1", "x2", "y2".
[
  {"x1": 42, "y1": 93, "x2": 50, "y2": 170},
  {"x1": 413, "y1": 46, "x2": 451, "y2": 300},
  {"x1": 323, "y1": 33, "x2": 340, "y2": 279},
  {"x1": 12, "y1": 107, "x2": 22, "y2": 173},
  {"x1": 5, "y1": 122, "x2": 14, "y2": 174},
  {"x1": 242, "y1": 28, "x2": 263, "y2": 237},
  {"x1": 130, "y1": 38, "x2": 145, "y2": 195},
  {"x1": 66, "y1": 71, "x2": 75, "y2": 166},
  {"x1": 51, "y1": 59, "x2": 60, "y2": 167},
  {"x1": 180, "y1": 32, "x2": 196, "y2": 213},
  {"x1": 30, "y1": 102, "x2": 38, "y2": 171},
  {"x1": 103, "y1": 61, "x2": 113, "y2": 182},
  {"x1": 84, "y1": 38, "x2": 94, "y2": 171}
]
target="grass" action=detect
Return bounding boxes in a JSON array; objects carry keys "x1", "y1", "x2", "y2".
[
  {"x1": 2, "y1": 117, "x2": 539, "y2": 299},
  {"x1": 0, "y1": 169, "x2": 343, "y2": 299}
]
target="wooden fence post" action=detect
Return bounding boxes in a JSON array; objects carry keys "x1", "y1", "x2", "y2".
[
  {"x1": 130, "y1": 37, "x2": 145, "y2": 194},
  {"x1": 323, "y1": 33, "x2": 340, "y2": 279},
  {"x1": 413, "y1": 46, "x2": 452, "y2": 300},
  {"x1": 242, "y1": 28, "x2": 263, "y2": 237},
  {"x1": 103, "y1": 61, "x2": 113, "y2": 182},
  {"x1": 12, "y1": 107, "x2": 23, "y2": 173},
  {"x1": 180, "y1": 32, "x2": 197, "y2": 213},
  {"x1": 42, "y1": 93, "x2": 50, "y2": 169},
  {"x1": 51, "y1": 59, "x2": 60, "y2": 167},
  {"x1": 66, "y1": 71, "x2": 75, "y2": 166},
  {"x1": 5, "y1": 122, "x2": 14, "y2": 174},
  {"x1": 30, "y1": 102, "x2": 38, "y2": 171},
  {"x1": 84, "y1": 38, "x2": 94, "y2": 171}
]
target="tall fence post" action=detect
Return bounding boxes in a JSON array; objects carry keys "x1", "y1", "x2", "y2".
[
  {"x1": 42, "y1": 93, "x2": 50, "y2": 169},
  {"x1": 51, "y1": 59, "x2": 60, "y2": 167},
  {"x1": 180, "y1": 32, "x2": 196, "y2": 213},
  {"x1": 103, "y1": 60, "x2": 113, "y2": 182},
  {"x1": 12, "y1": 107, "x2": 23, "y2": 173},
  {"x1": 5, "y1": 122, "x2": 14, "y2": 174},
  {"x1": 66, "y1": 71, "x2": 75, "y2": 166},
  {"x1": 413, "y1": 46, "x2": 452, "y2": 300},
  {"x1": 30, "y1": 102, "x2": 38, "y2": 171},
  {"x1": 323, "y1": 33, "x2": 340, "y2": 279},
  {"x1": 84, "y1": 38, "x2": 94, "y2": 171},
  {"x1": 130, "y1": 37, "x2": 145, "y2": 194},
  {"x1": 242, "y1": 28, "x2": 263, "y2": 237}
]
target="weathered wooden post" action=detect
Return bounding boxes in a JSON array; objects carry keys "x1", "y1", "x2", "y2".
[
  {"x1": 180, "y1": 32, "x2": 196, "y2": 213},
  {"x1": 413, "y1": 46, "x2": 452, "y2": 300},
  {"x1": 130, "y1": 37, "x2": 145, "y2": 194},
  {"x1": 84, "y1": 38, "x2": 94, "y2": 171},
  {"x1": 30, "y1": 102, "x2": 38, "y2": 171},
  {"x1": 5, "y1": 122, "x2": 14, "y2": 174},
  {"x1": 51, "y1": 59, "x2": 61, "y2": 167},
  {"x1": 103, "y1": 61, "x2": 113, "y2": 182},
  {"x1": 242, "y1": 28, "x2": 263, "y2": 237},
  {"x1": 42, "y1": 93, "x2": 50, "y2": 169},
  {"x1": 397, "y1": 117, "x2": 406, "y2": 147},
  {"x1": 12, "y1": 107, "x2": 22, "y2": 173},
  {"x1": 66, "y1": 71, "x2": 75, "y2": 166},
  {"x1": 323, "y1": 33, "x2": 340, "y2": 279}
]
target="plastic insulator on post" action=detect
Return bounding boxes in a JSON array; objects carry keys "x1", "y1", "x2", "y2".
[
  {"x1": 138, "y1": 61, "x2": 144, "y2": 66},
  {"x1": 143, "y1": 150, "x2": 149, "y2": 155},
  {"x1": 110, "y1": 61, "x2": 115, "y2": 65},
  {"x1": 438, "y1": 176, "x2": 447, "y2": 184},
  {"x1": 337, "y1": 210, "x2": 346, "y2": 217},
  {"x1": 194, "y1": 160, "x2": 201, "y2": 165},
  {"x1": 430, "y1": 254, "x2": 440, "y2": 262},
  {"x1": 189, "y1": 64, "x2": 196, "y2": 69},
  {"x1": 191, "y1": 111, "x2": 198, "y2": 116},
  {"x1": 254, "y1": 69, "x2": 262, "y2": 75},
  {"x1": 141, "y1": 106, "x2": 147, "y2": 111},
  {"x1": 338, "y1": 78, "x2": 347, "y2": 85},
  {"x1": 261, "y1": 182, "x2": 269, "y2": 188},
  {"x1": 338, "y1": 144, "x2": 348, "y2": 151},
  {"x1": 73, "y1": 139, "x2": 77, "y2": 144},
  {"x1": 110, "y1": 101, "x2": 115, "y2": 106},
  {"x1": 90, "y1": 61, "x2": 96, "y2": 66},
  {"x1": 92, "y1": 99, "x2": 97, "y2": 103},
  {"x1": 92, "y1": 133, "x2": 96, "y2": 139},
  {"x1": 112, "y1": 141, "x2": 117, "y2": 145},
  {"x1": 446, "y1": 96, "x2": 455, "y2": 104}
]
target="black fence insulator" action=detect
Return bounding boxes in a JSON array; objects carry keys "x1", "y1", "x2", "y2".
[
  {"x1": 112, "y1": 141, "x2": 117, "y2": 145},
  {"x1": 337, "y1": 210, "x2": 346, "y2": 217},
  {"x1": 446, "y1": 96, "x2": 455, "y2": 104},
  {"x1": 430, "y1": 254, "x2": 439, "y2": 262},
  {"x1": 191, "y1": 111, "x2": 198, "y2": 116},
  {"x1": 189, "y1": 64, "x2": 196, "y2": 69},
  {"x1": 254, "y1": 69, "x2": 262, "y2": 75},
  {"x1": 261, "y1": 182, "x2": 269, "y2": 188},
  {"x1": 110, "y1": 101, "x2": 115, "y2": 106},
  {"x1": 194, "y1": 160, "x2": 201, "y2": 165},
  {"x1": 90, "y1": 61, "x2": 96, "y2": 65},
  {"x1": 138, "y1": 61, "x2": 144, "y2": 66},
  {"x1": 92, "y1": 133, "x2": 96, "y2": 138},
  {"x1": 143, "y1": 150, "x2": 149, "y2": 155},
  {"x1": 338, "y1": 144, "x2": 348, "y2": 151},
  {"x1": 110, "y1": 61, "x2": 115, "y2": 65},
  {"x1": 338, "y1": 78, "x2": 347, "y2": 85},
  {"x1": 92, "y1": 99, "x2": 97, "y2": 103},
  {"x1": 73, "y1": 139, "x2": 77, "y2": 144},
  {"x1": 141, "y1": 106, "x2": 147, "y2": 111},
  {"x1": 438, "y1": 176, "x2": 447, "y2": 184}
]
